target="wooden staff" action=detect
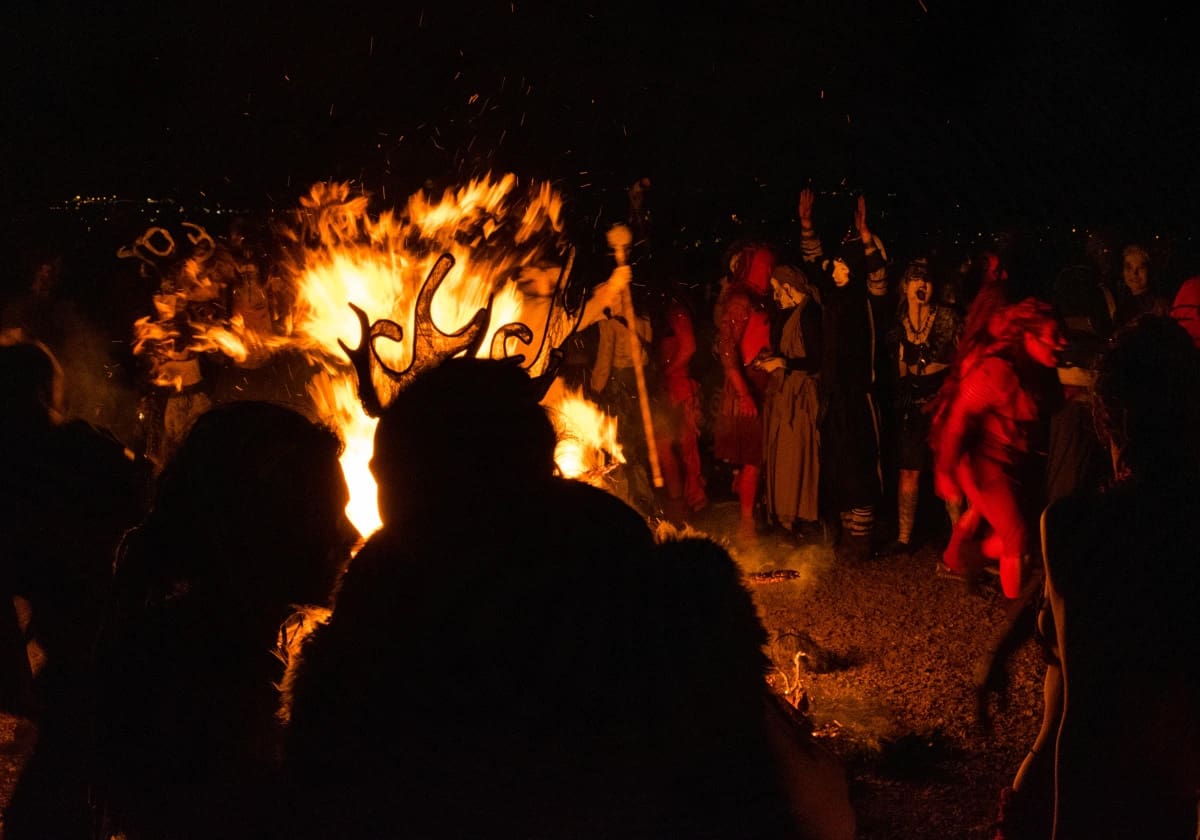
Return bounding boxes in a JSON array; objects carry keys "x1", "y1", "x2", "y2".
[{"x1": 606, "y1": 224, "x2": 663, "y2": 488}]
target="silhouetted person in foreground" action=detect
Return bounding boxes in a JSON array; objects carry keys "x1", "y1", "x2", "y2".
[
  {"x1": 1039, "y1": 316, "x2": 1200, "y2": 839},
  {"x1": 283, "y1": 356, "x2": 854, "y2": 839},
  {"x1": 994, "y1": 315, "x2": 1200, "y2": 840},
  {"x1": 0, "y1": 338, "x2": 149, "y2": 840},
  {"x1": 91, "y1": 401, "x2": 355, "y2": 840}
]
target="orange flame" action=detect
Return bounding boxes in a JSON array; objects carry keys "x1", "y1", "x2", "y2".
[
  {"x1": 544, "y1": 379, "x2": 625, "y2": 482},
  {"x1": 132, "y1": 174, "x2": 615, "y2": 538},
  {"x1": 307, "y1": 371, "x2": 382, "y2": 537}
]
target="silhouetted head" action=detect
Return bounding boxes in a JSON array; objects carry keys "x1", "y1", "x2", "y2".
[
  {"x1": 1085, "y1": 230, "x2": 1116, "y2": 281},
  {"x1": 1093, "y1": 315, "x2": 1200, "y2": 483},
  {"x1": 370, "y1": 357, "x2": 558, "y2": 527},
  {"x1": 0, "y1": 337, "x2": 64, "y2": 430},
  {"x1": 137, "y1": 401, "x2": 352, "y2": 611}
]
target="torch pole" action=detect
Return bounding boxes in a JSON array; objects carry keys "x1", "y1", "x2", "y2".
[{"x1": 608, "y1": 225, "x2": 663, "y2": 489}]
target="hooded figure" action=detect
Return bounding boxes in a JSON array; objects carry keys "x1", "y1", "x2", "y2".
[
  {"x1": 713, "y1": 242, "x2": 776, "y2": 540},
  {"x1": 811, "y1": 244, "x2": 882, "y2": 552},
  {"x1": 760, "y1": 264, "x2": 823, "y2": 534},
  {"x1": 798, "y1": 189, "x2": 888, "y2": 556}
]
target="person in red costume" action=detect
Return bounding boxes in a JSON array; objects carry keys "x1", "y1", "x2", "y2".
[
  {"x1": 714, "y1": 243, "x2": 775, "y2": 540},
  {"x1": 652, "y1": 273, "x2": 708, "y2": 525},
  {"x1": 931, "y1": 299, "x2": 1065, "y2": 598}
]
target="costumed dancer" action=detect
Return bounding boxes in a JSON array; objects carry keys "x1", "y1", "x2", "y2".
[
  {"x1": 931, "y1": 299, "x2": 1064, "y2": 598},
  {"x1": 650, "y1": 268, "x2": 708, "y2": 523},
  {"x1": 878, "y1": 257, "x2": 962, "y2": 556}
]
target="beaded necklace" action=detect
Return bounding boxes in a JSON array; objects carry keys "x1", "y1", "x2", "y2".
[{"x1": 904, "y1": 304, "x2": 934, "y2": 344}]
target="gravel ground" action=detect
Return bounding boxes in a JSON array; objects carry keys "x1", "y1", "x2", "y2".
[
  {"x1": 0, "y1": 499, "x2": 1045, "y2": 840},
  {"x1": 693, "y1": 500, "x2": 1046, "y2": 840}
]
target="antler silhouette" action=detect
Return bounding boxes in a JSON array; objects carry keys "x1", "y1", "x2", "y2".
[
  {"x1": 339, "y1": 253, "x2": 494, "y2": 417},
  {"x1": 489, "y1": 323, "x2": 534, "y2": 361},
  {"x1": 337, "y1": 303, "x2": 397, "y2": 417}
]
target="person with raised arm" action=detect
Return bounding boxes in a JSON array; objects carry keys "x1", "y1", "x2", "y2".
[{"x1": 798, "y1": 188, "x2": 884, "y2": 559}]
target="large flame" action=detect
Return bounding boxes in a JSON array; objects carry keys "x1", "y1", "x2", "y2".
[
  {"x1": 131, "y1": 174, "x2": 623, "y2": 537},
  {"x1": 544, "y1": 378, "x2": 624, "y2": 482}
]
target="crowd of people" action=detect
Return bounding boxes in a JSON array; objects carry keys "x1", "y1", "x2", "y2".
[
  {"x1": 1, "y1": 175, "x2": 1200, "y2": 838},
  {"x1": 585, "y1": 181, "x2": 1200, "y2": 838},
  {"x1": 594, "y1": 184, "x2": 1199, "y2": 591}
]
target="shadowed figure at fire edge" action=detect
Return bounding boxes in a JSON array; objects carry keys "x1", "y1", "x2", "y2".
[
  {"x1": 0, "y1": 338, "x2": 151, "y2": 840},
  {"x1": 280, "y1": 266, "x2": 855, "y2": 839}
]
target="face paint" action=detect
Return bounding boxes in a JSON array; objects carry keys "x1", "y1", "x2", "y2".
[{"x1": 906, "y1": 277, "x2": 931, "y2": 308}]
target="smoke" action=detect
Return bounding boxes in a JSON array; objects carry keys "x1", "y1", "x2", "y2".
[
  {"x1": 55, "y1": 311, "x2": 141, "y2": 440},
  {"x1": 2, "y1": 291, "x2": 142, "y2": 447}
]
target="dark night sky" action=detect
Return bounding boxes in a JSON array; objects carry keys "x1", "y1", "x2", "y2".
[{"x1": 3, "y1": 0, "x2": 1197, "y2": 240}]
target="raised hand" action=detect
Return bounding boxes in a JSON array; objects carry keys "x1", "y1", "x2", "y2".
[
  {"x1": 798, "y1": 187, "x2": 814, "y2": 229},
  {"x1": 855, "y1": 194, "x2": 872, "y2": 244}
]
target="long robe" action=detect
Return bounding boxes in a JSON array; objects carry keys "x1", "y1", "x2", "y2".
[
  {"x1": 817, "y1": 278, "x2": 881, "y2": 514},
  {"x1": 764, "y1": 300, "x2": 822, "y2": 526}
]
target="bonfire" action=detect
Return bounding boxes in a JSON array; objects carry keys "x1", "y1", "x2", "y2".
[{"x1": 128, "y1": 174, "x2": 625, "y2": 537}]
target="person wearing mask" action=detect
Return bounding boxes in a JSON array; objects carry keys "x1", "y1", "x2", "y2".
[{"x1": 878, "y1": 257, "x2": 962, "y2": 556}]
